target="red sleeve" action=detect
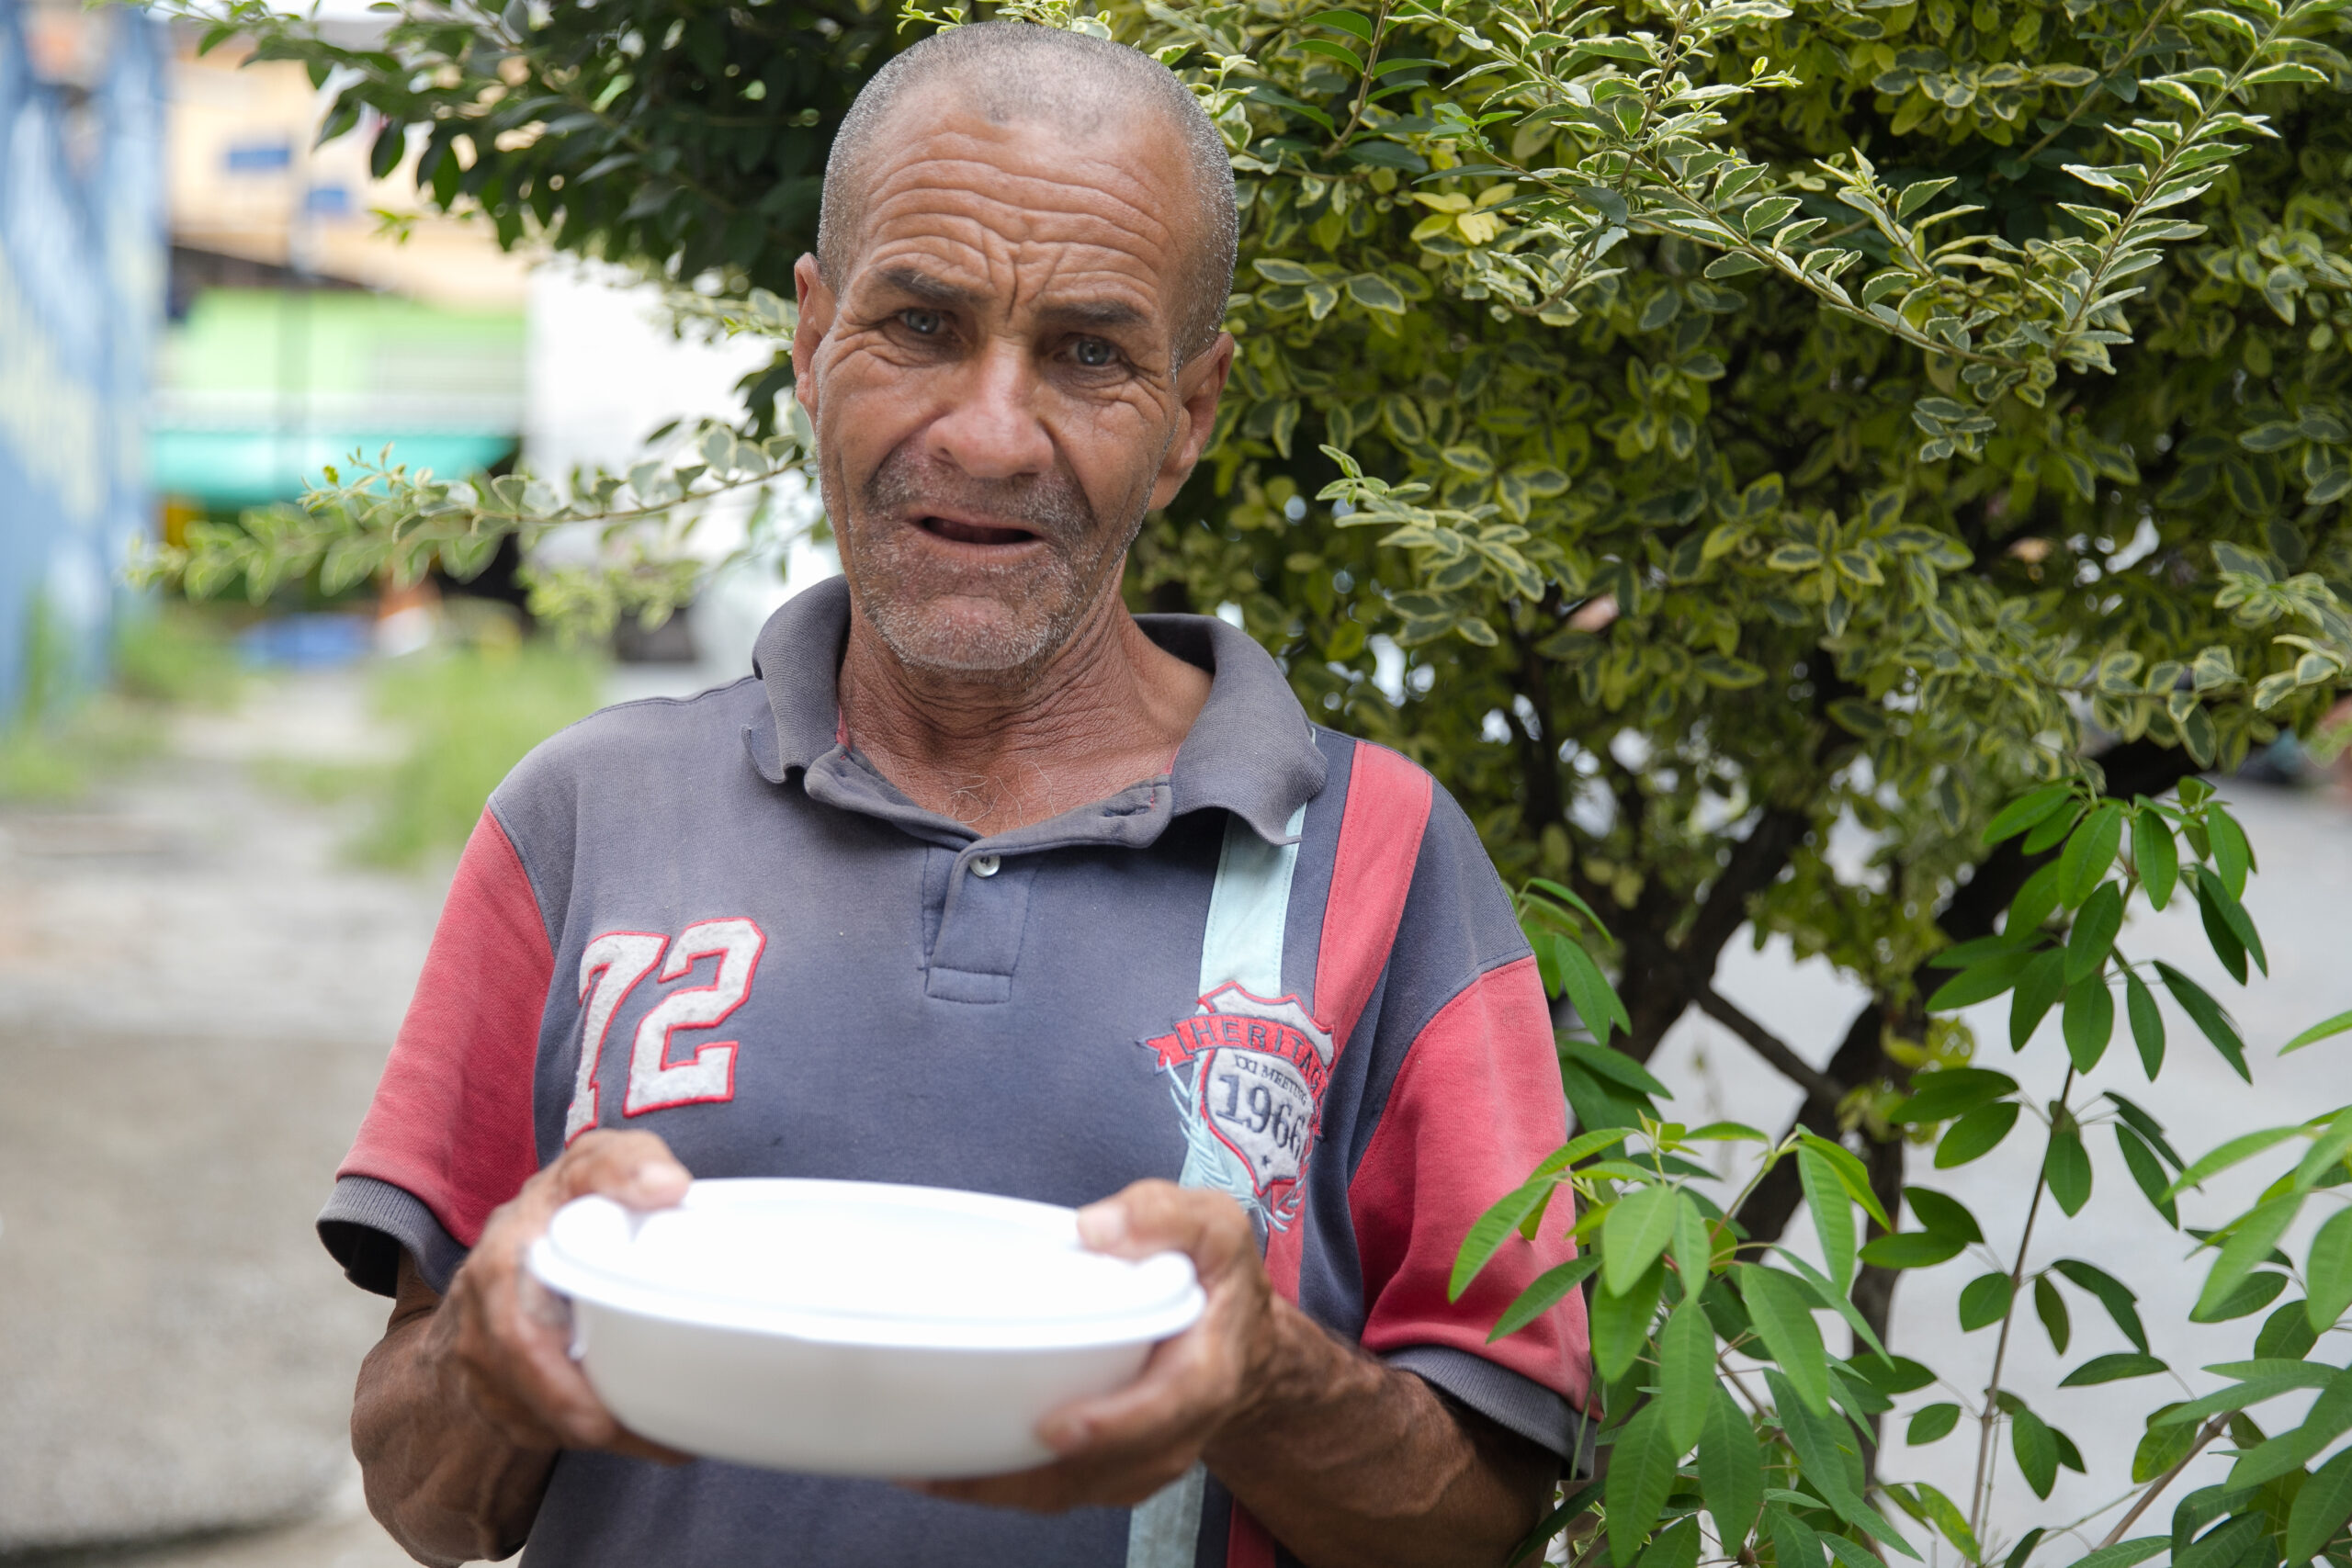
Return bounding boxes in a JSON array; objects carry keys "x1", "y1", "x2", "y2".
[
  {"x1": 338, "y1": 808, "x2": 553, "y2": 1247},
  {"x1": 1348, "y1": 954, "x2": 1590, "y2": 1411}
]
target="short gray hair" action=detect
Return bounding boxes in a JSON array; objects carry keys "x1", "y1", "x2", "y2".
[{"x1": 817, "y1": 22, "x2": 1238, "y2": 363}]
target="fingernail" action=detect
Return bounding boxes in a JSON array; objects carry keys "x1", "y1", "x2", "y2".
[
  {"x1": 1076, "y1": 1203, "x2": 1126, "y2": 1249},
  {"x1": 1039, "y1": 1412, "x2": 1087, "y2": 1452}
]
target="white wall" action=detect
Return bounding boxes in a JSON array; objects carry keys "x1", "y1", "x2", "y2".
[
  {"x1": 524, "y1": 256, "x2": 778, "y2": 485},
  {"x1": 525, "y1": 256, "x2": 835, "y2": 697}
]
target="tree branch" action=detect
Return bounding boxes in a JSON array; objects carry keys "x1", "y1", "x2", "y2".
[
  {"x1": 1325, "y1": 0, "x2": 1395, "y2": 152},
  {"x1": 1510, "y1": 607, "x2": 1569, "y2": 840},
  {"x1": 1731, "y1": 998, "x2": 1889, "y2": 1243},
  {"x1": 1972, "y1": 1066, "x2": 2073, "y2": 1542},
  {"x1": 2097, "y1": 1416, "x2": 2231, "y2": 1549},
  {"x1": 1941, "y1": 737, "x2": 2202, "y2": 943},
  {"x1": 1684, "y1": 807, "x2": 1809, "y2": 970},
  {"x1": 1694, "y1": 984, "x2": 1846, "y2": 1105},
  {"x1": 2010, "y1": 0, "x2": 2181, "y2": 168},
  {"x1": 1851, "y1": 1128, "x2": 1907, "y2": 1466}
]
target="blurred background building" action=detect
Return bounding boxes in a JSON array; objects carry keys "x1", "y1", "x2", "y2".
[
  {"x1": 154, "y1": 17, "x2": 529, "y2": 525},
  {"x1": 2, "y1": 0, "x2": 816, "y2": 726},
  {"x1": 0, "y1": 0, "x2": 164, "y2": 716}
]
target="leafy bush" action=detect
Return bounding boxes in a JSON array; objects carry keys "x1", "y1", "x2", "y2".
[
  {"x1": 0, "y1": 604, "x2": 241, "y2": 801},
  {"x1": 283, "y1": 640, "x2": 607, "y2": 869}
]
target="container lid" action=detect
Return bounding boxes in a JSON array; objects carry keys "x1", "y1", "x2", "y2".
[{"x1": 529, "y1": 1179, "x2": 1205, "y2": 1350}]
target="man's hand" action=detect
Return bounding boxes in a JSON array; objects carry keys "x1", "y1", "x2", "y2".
[
  {"x1": 921, "y1": 1179, "x2": 1557, "y2": 1568},
  {"x1": 352, "y1": 1131, "x2": 696, "y2": 1564},
  {"x1": 919, "y1": 1180, "x2": 1273, "y2": 1511},
  {"x1": 435, "y1": 1128, "x2": 694, "y2": 1460}
]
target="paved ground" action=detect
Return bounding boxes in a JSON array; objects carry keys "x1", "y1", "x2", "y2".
[
  {"x1": 0, "y1": 674, "x2": 432, "y2": 1563},
  {"x1": 15, "y1": 1470, "x2": 402, "y2": 1568},
  {"x1": 2, "y1": 658, "x2": 2346, "y2": 1564}
]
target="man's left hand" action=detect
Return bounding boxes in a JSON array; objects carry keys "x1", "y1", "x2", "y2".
[{"x1": 917, "y1": 1179, "x2": 1273, "y2": 1512}]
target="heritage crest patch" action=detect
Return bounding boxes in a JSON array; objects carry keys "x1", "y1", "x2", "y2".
[{"x1": 1143, "y1": 983, "x2": 1334, "y2": 1228}]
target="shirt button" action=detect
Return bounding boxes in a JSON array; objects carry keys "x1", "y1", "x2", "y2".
[{"x1": 970, "y1": 853, "x2": 1001, "y2": 878}]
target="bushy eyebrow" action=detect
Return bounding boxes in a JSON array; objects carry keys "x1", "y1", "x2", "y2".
[
  {"x1": 873, "y1": 265, "x2": 1154, "y2": 339},
  {"x1": 877, "y1": 265, "x2": 983, "y2": 309},
  {"x1": 1038, "y1": 298, "x2": 1149, "y2": 333}
]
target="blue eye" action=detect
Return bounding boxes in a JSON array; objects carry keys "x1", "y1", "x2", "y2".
[
  {"x1": 1072, "y1": 337, "x2": 1116, "y2": 367},
  {"x1": 901, "y1": 309, "x2": 942, "y2": 335}
]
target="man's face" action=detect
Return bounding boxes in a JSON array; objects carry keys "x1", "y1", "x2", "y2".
[{"x1": 791, "y1": 99, "x2": 1232, "y2": 682}]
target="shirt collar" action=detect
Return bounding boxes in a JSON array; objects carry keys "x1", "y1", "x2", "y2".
[
  {"x1": 752, "y1": 573, "x2": 853, "y2": 774},
  {"x1": 749, "y1": 575, "x2": 1326, "y2": 845}
]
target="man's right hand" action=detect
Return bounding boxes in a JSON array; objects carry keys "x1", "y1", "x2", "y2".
[
  {"x1": 354, "y1": 1131, "x2": 693, "y2": 1565},
  {"x1": 434, "y1": 1128, "x2": 694, "y2": 1458}
]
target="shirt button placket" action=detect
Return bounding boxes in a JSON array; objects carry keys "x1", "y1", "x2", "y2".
[{"x1": 922, "y1": 849, "x2": 1030, "y2": 1001}]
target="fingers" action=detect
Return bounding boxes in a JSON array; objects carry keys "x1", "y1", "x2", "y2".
[
  {"x1": 454, "y1": 1263, "x2": 616, "y2": 1450},
  {"x1": 1037, "y1": 1324, "x2": 1227, "y2": 1456},
  {"x1": 547, "y1": 1129, "x2": 693, "y2": 1212},
  {"x1": 1077, "y1": 1180, "x2": 1255, "y2": 1281},
  {"x1": 440, "y1": 1131, "x2": 692, "y2": 1460},
  {"x1": 927, "y1": 1183, "x2": 1276, "y2": 1515}
]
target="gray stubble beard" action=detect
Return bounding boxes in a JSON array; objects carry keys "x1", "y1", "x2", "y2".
[{"x1": 821, "y1": 440, "x2": 1151, "y2": 688}]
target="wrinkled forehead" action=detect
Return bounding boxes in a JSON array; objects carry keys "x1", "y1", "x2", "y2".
[{"x1": 846, "y1": 104, "x2": 1192, "y2": 333}]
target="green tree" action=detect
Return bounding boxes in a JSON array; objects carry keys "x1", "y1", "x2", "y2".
[
  {"x1": 151, "y1": 0, "x2": 2352, "y2": 1556},
  {"x1": 1456, "y1": 790, "x2": 2352, "y2": 1568}
]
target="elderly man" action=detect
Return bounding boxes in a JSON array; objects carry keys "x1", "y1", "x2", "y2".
[{"x1": 319, "y1": 21, "x2": 1588, "y2": 1568}]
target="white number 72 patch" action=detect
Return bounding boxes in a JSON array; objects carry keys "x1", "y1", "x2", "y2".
[{"x1": 562, "y1": 918, "x2": 768, "y2": 1142}]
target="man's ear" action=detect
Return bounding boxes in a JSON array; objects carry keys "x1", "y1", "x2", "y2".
[
  {"x1": 791, "y1": 254, "x2": 835, "y2": 422},
  {"x1": 1148, "y1": 331, "x2": 1236, "y2": 512}
]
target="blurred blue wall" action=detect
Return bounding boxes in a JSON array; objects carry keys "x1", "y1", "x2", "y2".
[{"x1": 0, "y1": 1, "x2": 165, "y2": 716}]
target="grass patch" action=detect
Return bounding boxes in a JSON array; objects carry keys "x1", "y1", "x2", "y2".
[
  {"x1": 113, "y1": 604, "x2": 247, "y2": 709},
  {"x1": 343, "y1": 640, "x2": 607, "y2": 868},
  {"x1": 0, "y1": 605, "x2": 242, "y2": 803},
  {"x1": 2, "y1": 597, "x2": 606, "y2": 862},
  {"x1": 0, "y1": 705, "x2": 161, "y2": 800},
  {"x1": 0, "y1": 730, "x2": 98, "y2": 800}
]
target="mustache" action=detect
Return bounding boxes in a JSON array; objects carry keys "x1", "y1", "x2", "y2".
[{"x1": 861, "y1": 447, "x2": 1097, "y2": 541}]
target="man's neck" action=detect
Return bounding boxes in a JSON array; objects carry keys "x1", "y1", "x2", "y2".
[{"x1": 835, "y1": 590, "x2": 1212, "y2": 837}]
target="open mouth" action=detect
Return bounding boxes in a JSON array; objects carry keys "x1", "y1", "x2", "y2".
[{"x1": 918, "y1": 514, "x2": 1037, "y2": 547}]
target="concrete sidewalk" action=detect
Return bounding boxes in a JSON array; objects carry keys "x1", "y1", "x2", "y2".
[{"x1": 0, "y1": 673, "x2": 432, "y2": 1562}]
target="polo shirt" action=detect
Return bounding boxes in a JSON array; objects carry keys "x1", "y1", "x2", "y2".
[{"x1": 319, "y1": 573, "x2": 1590, "y2": 1568}]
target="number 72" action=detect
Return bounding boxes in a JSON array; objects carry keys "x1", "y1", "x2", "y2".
[{"x1": 562, "y1": 918, "x2": 767, "y2": 1141}]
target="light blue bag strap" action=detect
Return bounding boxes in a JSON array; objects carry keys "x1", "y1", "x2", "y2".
[
  {"x1": 1125, "y1": 804, "x2": 1306, "y2": 1568},
  {"x1": 1125, "y1": 1461, "x2": 1211, "y2": 1568},
  {"x1": 1198, "y1": 804, "x2": 1304, "y2": 997}
]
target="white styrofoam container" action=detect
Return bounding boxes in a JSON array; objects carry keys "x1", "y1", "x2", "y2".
[{"x1": 527, "y1": 1178, "x2": 1205, "y2": 1478}]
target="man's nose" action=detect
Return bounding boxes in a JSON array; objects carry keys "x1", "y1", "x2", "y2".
[{"x1": 922, "y1": 334, "x2": 1055, "y2": 482}]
